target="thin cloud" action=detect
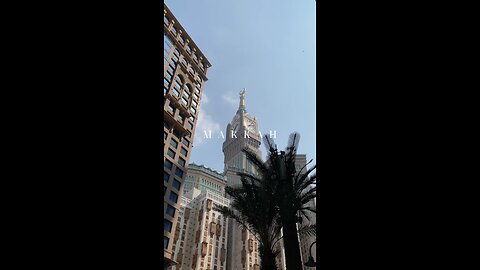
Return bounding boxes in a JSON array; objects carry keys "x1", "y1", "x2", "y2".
[
  {"x1": 193, "y1": 108, "x2": 221, "y2": 146},
  {"x1": 201, "y1": 93, "x2": 209, "y2": 105},
  {"x1": 222, "y1": 92, "x2": 237, "y2": 106}
]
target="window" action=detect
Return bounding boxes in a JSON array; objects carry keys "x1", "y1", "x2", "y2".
[
  {"x1": 190, "y1": 106, "x2": 196, "y2": 114},
  {"x1": 173, "y1": 49, "x2": 180, "y2": 62},
  {"x1": 175, "y1": 168, "x2": 184, "y2": 178},
  {"x1": 183, "y1": 138, "x2": 190, "y2": 147},
  {"x1": 170, "y1": 139, "x2": 178, "y2": 148},
  {"x1": 179, "y1": 35, "x2": 185, "y2": 44},
  {"x1": 195, "y1": 86, "x2": 201, "y2": 94},
  {"x1": 182, "y1": 58, "x2": 188, "y2": 67},
  {"x1": 192, "y1": 100, "x2": 198, "y2": 108},
  {"x1": 200, "y1": 62, "x2": 205, "y2": 69},
  {"x1": 164, "y1": 236, "x2": 169, "y2": 249},
  {"x1": 164, "y1": 132, "x2": 168, "y2": 141},
  {"x1": 189, "y1": 66, "x2": 195, "y2": 74},
  {"x1": 177, "y1": 114, "x2": 184, "y2": 123},
  {"x1": 173, "y1": 129, "x2": 181, "y2": 138},
  {"x1": 178, "y1": 157, "x2": 186, "y2": 167},
  {"x1": 167, "y1": 148, "x2": 175, "y2": 159},
  {"x1": 164, "y1": 78, "x2": 170, "y2": 87},
  {"x1": 181, "y1": 97, "x2": 188, "y2": 106},
  {"x1": 164, "y1": 34, "x2": 172, "y2": 49},
  {"x1": 193, "y1": 54, "x2": 198, "y2": 62},
  {"x1": 170, "y1": 191, "x2": 178, "y2": 203},
  {"x1": 164, "y1": 172, "x2": 170, "y2": 182},
  {"x1": 164, "y1": 86, "x2": 168, "y2": 95},
  {"x1": 180, "y1": 147, "x2": 188, "y2": 156},
  {"x1": 165, "y1": 71, "x2": 172, "y2": 81},
  {"x1": 189, "y1": 116, "x2": 195, "y2": 123},
  {"x1": 165, "y1": 159, "x2": 173, "y2": 170},
  {"x1": 168, "y1": 64, "x2": 175, "y2": 74},
  {"x1": 164, "y1": 219, "x2": 173, "y2": 232},
  {"x1": 173, "y1": 88, "x2": 180, "y2": 97},
  {"x1": 187, "y1": 122, "x2": 193, "y2": 130},
  {"x1": 164, "y1": 14, "x2": 169, "y2": 25},
  {"x1": 168, "y1": 103, "x2": 175, "y2": 113},
  {"x1": 174, "y1": 80, "x2": 182, "y2": 90},
  {"x1": 173, "y1": 179, "x2": 181, "y2": 190},
  {"x1": 172, "y1": 27, "x2": 177, "y2": 35},
  {"x1": 166, "y1": 204, "x2": 176, "y2": 217},
  {"x1": 172, "y1": 53, "x2": 179, "y2": 62}
]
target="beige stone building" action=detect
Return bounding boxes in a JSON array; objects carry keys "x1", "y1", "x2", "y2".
[
  {"x1": 171, "y1": 189, "x2": 230, "y2": 270},
  {"x1": 183, "y1": 163, "x2": 227, "y2": 197},
  {"x1": 164, "y1": 3, "x2": 212, "y2": 268}
]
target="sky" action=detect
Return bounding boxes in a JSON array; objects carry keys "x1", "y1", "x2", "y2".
[{"x1": 166, "y1": 0, "x2": 316, "y2": 172}]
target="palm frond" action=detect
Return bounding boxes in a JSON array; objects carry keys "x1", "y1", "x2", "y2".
[
  {"x1": 294, "y1": 164, "x2": 316, "y2": 187},
  {"x1": 297, "y1": 224, "x2": 316, "y2": 238}
]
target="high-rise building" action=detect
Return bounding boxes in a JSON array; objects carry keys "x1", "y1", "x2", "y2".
[
  {"x1": 183, "y1": 163, "x2": 227, "y2": 197},
  {"x1": 222, "y1": 90, "x2": 262, "y2": 270},
  {"x1": 164, "y1": 3, "x2": 212, "y2": 268}
]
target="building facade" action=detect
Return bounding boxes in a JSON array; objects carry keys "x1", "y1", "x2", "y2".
[
  {"x1": 164, "y1": 3, "x2": 212, "y2": 268},
  {"x1": 222, "y1": 90, "x2": 261, "y2": 270},
  {"x1": 171, "y1": 189, "x2": 230, "y2": 270},
  {"x1": 183, "y1": 163, "x2": 227, "y2": 197}
]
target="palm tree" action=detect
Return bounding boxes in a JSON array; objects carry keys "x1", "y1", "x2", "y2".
[
  {"x1": 215, "y1": 175, "x2": 282, "y2": 270},
  {"x1": 240, "y1": 132, "x2": 316, "y2": 270}
]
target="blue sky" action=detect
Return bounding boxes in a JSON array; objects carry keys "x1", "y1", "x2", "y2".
[{"x1": 166, "y1": 0, "x2": 316, "y2": 172}]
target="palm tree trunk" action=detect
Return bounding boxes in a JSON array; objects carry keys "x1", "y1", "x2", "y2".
[
  {"x1": 260, "y1": 247, "x2": 278, "y2": 270},
  {"x1": 281, "y1": 216, "x2": 303, "y2": 270},
  {"x1": 258, "y1": 239, "x2": 278, "y2": 270}
]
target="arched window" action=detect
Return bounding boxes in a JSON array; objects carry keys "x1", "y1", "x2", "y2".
[
  {"x1": 184, "y1": 84, "x2": 192, "y2": 94},
  {"x1": 177, "y1": 75, "x2": 184, "y2": 85}
]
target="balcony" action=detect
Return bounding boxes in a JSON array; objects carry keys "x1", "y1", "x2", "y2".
[
  {"x1": 166, "y1": 91, "x2": 193, "y2": 118},
  {"x1": 201, "y1": 241, "x2": 208, "y2": 257},
  {"x1": 210, "y1": 222, "x2": 217, "y2": 235},
  {"x1": 248, "y1": 238, "x2": 254, "y2": 252},
  {"x1": 206, "y1": 199, "x2": 212, "y2": 211},
  {"x1": 164, "y1": 106, "x2": 190, "y2": 139}
]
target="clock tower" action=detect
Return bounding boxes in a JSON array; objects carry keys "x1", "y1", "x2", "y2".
[
  {"x1": 223, "y1": 89, "x2": 263, "y2": 270},
  {"x1": 222, "y1": 89, "x2": 262, "y2": 186}
]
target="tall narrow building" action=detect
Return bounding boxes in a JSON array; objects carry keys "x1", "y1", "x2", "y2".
[
  {"x1": 164, "y1": 3, "x2": 212, "y2": 268},
  {"x1": 222, "y1": 90, "x2": 262, "y2": 270}
]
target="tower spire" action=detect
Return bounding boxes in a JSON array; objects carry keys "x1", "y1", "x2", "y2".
[{"x1": 238, "y1": 88, "x2": 246, "y2": 112}]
